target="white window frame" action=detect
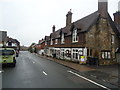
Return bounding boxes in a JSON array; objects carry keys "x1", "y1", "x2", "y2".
[
  {"x1": 55, "y1": 39, "x2": 58, "y2": 44},
  {"x1": 45, "y1": 41, "x2": 47, "y2": 45},
  {"x1": 61, "y1": 33, "x2": 65, "y2": 44},
  {"x1": 72, "y1": 28, "x2": 78, "y2": 43},
  {"x1": 72, "y1": 49, "x2": 79, "y2": 60},
  {"x1": 101, "y1": 51, "x2": 111, "y2": 59}
]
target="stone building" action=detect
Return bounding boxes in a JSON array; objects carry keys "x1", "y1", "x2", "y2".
[{"x1": 38, "y1": 0, "x2": 120, "y2": 65}]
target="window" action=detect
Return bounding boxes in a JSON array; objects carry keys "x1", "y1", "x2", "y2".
[
  {"x1": 45, "y1": 41, "x2": 47, "y2": 45},
  {"x1": 73, "y1": 49, "x2": 78, "y2": 60},
  {"x1": 55, "y1": 39, "x2": 58, "y2": 44},
  {"x1": 87, "y1": 49, "x2": 92, "y2": 56},
  {"x1": 111, "y1": 34, "x2": 115, "y2": 44},
  {"x1": 72, "y1": 28, "x2": 78, "y2": 43},
  {"x1": 61, "y1": 49, "x2": 65, "y2": 58},
  {"x1": 61, "y1": 33, "x2": 65, "y2": 44},
  {"x1": 1, "y1": 50, "x2": 14, "y2": 55},
  {"x1": 79, "y1": 49, "x2": 83, "y2": 56},
  {"x1": 65, "y1": 50, "x2": 71, "y2": 58},
  {"x1": 50, "y1": 39, "x2": 53, "y2": 45},
  {"x1": 101, "y1": 51, "x2": 111, "y2": 59}
]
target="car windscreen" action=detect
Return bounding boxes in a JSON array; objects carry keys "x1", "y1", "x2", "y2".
[{"x1": 0, "y1": 50, "x2": 15, "y2": 55}]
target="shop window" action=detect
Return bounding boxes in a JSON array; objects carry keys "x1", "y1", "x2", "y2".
[
  {"x1": 65, "y1": 50, "x2": 71, "y2": 58},
  {"x1": 73, "y1": 49, "x2": 78, "y2": 60}
]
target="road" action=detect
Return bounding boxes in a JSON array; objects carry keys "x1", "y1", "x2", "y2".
[{"x1": 2, "y1": 51, "x2": 111, "y2": 89}]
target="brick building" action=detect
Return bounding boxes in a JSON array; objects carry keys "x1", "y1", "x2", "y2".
[{"x1": 38, "y1": 0, "x2": 120, "y2": 65}]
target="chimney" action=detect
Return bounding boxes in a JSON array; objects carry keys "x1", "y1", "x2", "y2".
[
  {"x1": 98, "y1": 0, "x2": 108, "y2": 18},
  {"x1": 113, "y1": 11, "x2": 120, "y2": 25},
  {"x1": 66, "y1": 9, "x2": 72, "y2": 26},
  {"x1": 113, "y1": 2, "x2": 120, "y2": 25},
  {"x1": 52, "y1": 25, "x2": 55, "y2": 33}
]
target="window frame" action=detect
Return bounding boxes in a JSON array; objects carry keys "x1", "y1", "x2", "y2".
[
  {"x1": 72, "y1": 49, "x2": 79, "y2": 60},
  {"x1": 72, "y1": 28, "x2": 78, "y2": 43},
  {"x1": 61, "y1": 33, "x2": 65, "y2": 44},
  {"x1": 50, "y1": 38, "x2": 53, "y2": 45},
  {"x1": 101, "y1": 50, "x2": 111, "y2": 59}
]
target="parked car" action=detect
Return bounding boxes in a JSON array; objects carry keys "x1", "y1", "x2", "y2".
[{"x1": 0, "y1": 48, "x2": 16, "y2": 67}]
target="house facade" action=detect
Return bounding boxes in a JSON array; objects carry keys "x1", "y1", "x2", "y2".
[{"x1": 38, "y1": 0, "x2": 120, "y2": 65}]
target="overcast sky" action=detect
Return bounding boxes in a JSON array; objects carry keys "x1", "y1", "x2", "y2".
[{"x1": 0, "y1": 0, "x2": 119, "y2": 46}]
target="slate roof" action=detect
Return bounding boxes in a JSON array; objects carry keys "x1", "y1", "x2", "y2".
[
  {"x1": 115, "y1": 24, "x2": 120, "y2": 36},
  {"x1": 44, "y1": 36, "x2": 50, "y2": 41},
  {"x1": 50, "y1": 29, "x2": 61, "y2": 39},
  {"x1": 47, "y1": 10, "x2": 120, "y2": 40},
  {"x1": 73, "y1": 11, "x2": 99, "y2": 33},
  {"x1": 108, "y1": 14, "x2": 120, "y2": 38}
]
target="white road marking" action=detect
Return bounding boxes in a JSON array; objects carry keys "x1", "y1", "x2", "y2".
[
  {"x1": 0, "y1": 70, "x2": 4, "y2": 73},
  {"x1": 43, "y1": 71, "x2": 47, "y2": 76},
  {"x1": 33, "y1": 61, "x2": 35, "y2": 64},
  {"x1": 67, "y1": 70, "x2": 111, "y2": 90}
]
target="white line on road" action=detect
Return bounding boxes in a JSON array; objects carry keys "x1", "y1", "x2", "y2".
[
  {"x1": 0, "y1": 70, "x2": 4, "y2": 73},
  {"x1": 43, "y1": 71, "x2": 47, "y2": 76},
  {"x1": 33, "y1": 61, "x2": 35, "y2": 64},
  {"x1": 67, "y1": 70, "x2": 111, "y2": 90}
]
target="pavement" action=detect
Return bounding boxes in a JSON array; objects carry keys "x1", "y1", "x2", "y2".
[{"x1": 38, "y1": 54, "x2": 120, "y2": 88}]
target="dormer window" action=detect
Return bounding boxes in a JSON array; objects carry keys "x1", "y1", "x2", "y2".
[
  {"x1": 61, "y1": 33, "x2": 65, "y2": 44},
  {"x1": 55, "y1": 39, "x2": 58, "y2": 44},
  {"x1": 50, "y1": 39, "x2": 53, "y2": 45},
  {"x1": 72, "y1": 28, "x2": 78, "y2": 43}
]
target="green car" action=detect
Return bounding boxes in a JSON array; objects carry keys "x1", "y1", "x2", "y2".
[{"x1": 0, "y1": 48, "x2": 16, "y2": 67}]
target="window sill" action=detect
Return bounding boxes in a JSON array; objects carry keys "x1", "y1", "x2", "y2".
[
  {"x1": 61, "y1": 43, "x2": 65, "y2": 45},
  {"x1": 72, "y1": 41, "x2": 78, "y2": 43}
]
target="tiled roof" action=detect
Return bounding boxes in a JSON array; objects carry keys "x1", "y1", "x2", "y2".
[
  {"x1": 74, "y1": 11, "x2": 99, "y2": 33},
  {"x1": 48, "y1": 11, "x2": 120, "y2": 40},
  {"x1": 45, "y1": 36, "x2": 50, "y2": 41},
  {"x1": 108, "y1": 13, "x2": 120, "y2": 38},
  {"x1": 115, "y1": 24, "x2": 120, "y2": 36},
  {"x1": 50, "y1": 29, "x2": 61, "y2": 39}
]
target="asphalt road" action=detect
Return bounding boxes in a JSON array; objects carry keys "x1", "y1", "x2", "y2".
[{"x1": 2, "y1": 51, "x2": 111, "y2": 89}]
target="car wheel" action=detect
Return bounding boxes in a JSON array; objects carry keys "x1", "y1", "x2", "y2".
[
  {"x1": 11, "y1": 60, "x2": 16, "y2": 67},
  {"x1": 11, "y1": 63, "x2": 16, "y2": 67}
]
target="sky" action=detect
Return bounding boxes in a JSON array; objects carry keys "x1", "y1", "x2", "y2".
[{"x1": 0, "y1": 0, "x2": 120, "y2": 46}]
